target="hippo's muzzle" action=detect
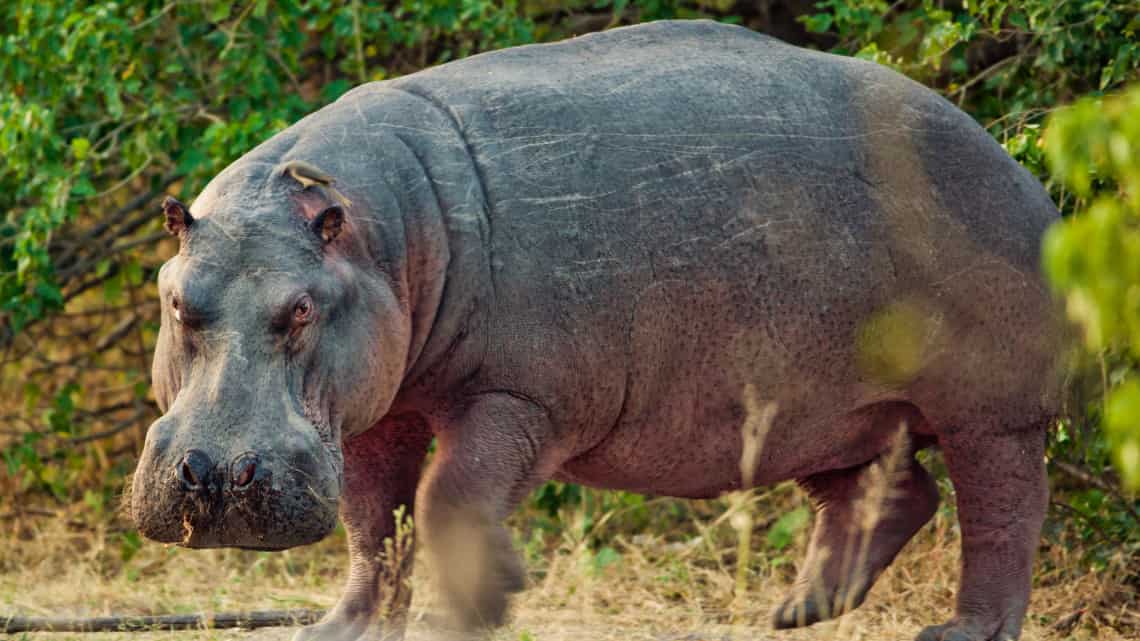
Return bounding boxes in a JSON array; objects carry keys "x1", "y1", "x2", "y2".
[{"x1": 130, "y1": 416, "x2": 341, "y2": 550}]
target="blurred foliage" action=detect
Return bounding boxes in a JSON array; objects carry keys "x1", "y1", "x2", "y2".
[
  {"x1": 0, "y1": 0, "x2": 1137, "y2": 589},
  {"x1": 1044, "y1": 87, "x2": 1140, "y2": 491},
  {"x1": 0, "y1": 0, "x2": 533, "y2": 333}
]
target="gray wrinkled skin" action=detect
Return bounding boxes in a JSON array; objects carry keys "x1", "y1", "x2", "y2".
[{"x1": 131, "y1": 21, "x2": 1062, "y2": 641}]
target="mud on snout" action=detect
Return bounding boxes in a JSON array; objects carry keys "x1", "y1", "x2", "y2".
[{"x1": 127, "y1": 413, "x2": 342, "y2": 550}]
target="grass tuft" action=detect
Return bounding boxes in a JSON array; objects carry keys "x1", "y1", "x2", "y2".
[{"x1": 2, "y1": 475, "x2": 1134, "y2": 640}]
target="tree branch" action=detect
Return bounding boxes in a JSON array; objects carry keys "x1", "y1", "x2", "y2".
[{"x1": 0, "y1": 610, "x2": 326, "y2": 633}]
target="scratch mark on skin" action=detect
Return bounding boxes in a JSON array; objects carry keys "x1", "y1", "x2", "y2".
[
  {"x1": 928, "y1": 258, "x2": 1012, "y2": 289},
  {"x1": 509, "y1": 193, "x2": 616, "y2": 206},
  {"x1": 711, "y1": 222, "x2": 782, "y2": 253},
  {"x1": 493, "y1": 127, "x2": 936, "y2": 144},
  {"x1": 352, "y1": 98, "x2": 370, "y2": 131},
  {"x1": 368, "y1": 121, "x2": 463, "y2": 141},
  {"x1": 209, "y1": 219, "x2": 242, "y2": 244},
  {"x1": 720, "y1": 114, "x2": 798, "y2": 121},
  {"x1": 481, "y1": 138, "x2": 574, "y2": 162},
  {"x1": 662, "y1": 236, "x2": 710, "y2": 253},
  {"x1": 184, "y1": 255, "x2": 226, "y2": 270},
  {"x1": 553, "y1": 257, "x2": 639, "y2": 281}
]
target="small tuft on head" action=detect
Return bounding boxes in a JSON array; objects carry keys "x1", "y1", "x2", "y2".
[{"x1": 276, "y1": 159, "x2": 353, "y2": 208}]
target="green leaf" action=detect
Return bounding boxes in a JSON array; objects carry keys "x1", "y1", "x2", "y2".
[
  {"x1": 103, "y1": 271, "x2": 123, "y2": 302},
  {"x1": 766, "y1": 506, "x2": 810, "y2": 551},
  {"x1": 209, "y1": 3, "x2": 232, "y2": 23},
  {"x1": 70, "y1": 137, "x2": 90, "y2": 160},
  {"x1": 592, "y1": 546, "x2": 621, "y2": 573},
  {"x1": 103, "y1": 83, "x2": 124, "y2": 118},
  {"x1": 801, "y1": 13, "x2": 834, "y2": 34},
  {"x1": 1100, "y1": 62, "x2": 1117, "y2": 90},
  {"x1": 1106, "y1": 382, "x2": 1140, "y2": 490},
  {"x1": 124, "y1": 259, "x2": 143, "y2": 286},
  {"x1": 71, "y1": 176, "x2": 95, "y2": 197}
]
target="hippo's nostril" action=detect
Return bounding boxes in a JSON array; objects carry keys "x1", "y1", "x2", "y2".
[
  {"x1": 231, "y1": 453, "x2": 259, "y2": 489},
  {"x1": 178, "y1": 449, "x2": 212, "y2": 491}
]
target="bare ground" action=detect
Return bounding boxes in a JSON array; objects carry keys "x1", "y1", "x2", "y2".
[{"x1": 2, "y1": 485, "x2": 1135, "y2": 641}]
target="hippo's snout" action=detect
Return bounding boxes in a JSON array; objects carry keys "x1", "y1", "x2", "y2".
[
  {"x1": 175, "y1": 450, "x2": 261, "y2": 495},
  {"x1": 132, "y1": 417, "x2": 341, "y2": 551}
]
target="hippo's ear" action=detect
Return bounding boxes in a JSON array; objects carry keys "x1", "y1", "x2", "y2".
[
  {"x1": 162, "y1": 196, "x2": 194, "y2": 235},
  {"x1": 310, "y1": 205, "x2": 344, "y2": 245},
  {"x1": 277, "y1": 160, "x2": 351, "y2": 246}
]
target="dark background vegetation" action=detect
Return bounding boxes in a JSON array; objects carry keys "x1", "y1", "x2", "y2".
[{"x1": 1, "y1": 0, "x2": 1137, "y2": 624}]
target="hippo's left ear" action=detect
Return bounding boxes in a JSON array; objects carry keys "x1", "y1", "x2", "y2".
[
  {"x1": 310, "y1": 205, "x2": 344, "y2": 244},
  {"x1": 162, "y1": 196, "x2": 194, "y2": 235}
]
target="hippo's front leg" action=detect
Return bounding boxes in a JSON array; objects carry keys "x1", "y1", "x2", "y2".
[
  {"x1": 416, "y1": 393, "x2": 553, "y2": 635},
  {"x1": 294, "y1": 416, "x2": 433, "y2": 641}
]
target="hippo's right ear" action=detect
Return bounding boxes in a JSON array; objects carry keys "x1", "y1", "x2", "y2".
[
  {"x1": 162, "y1": 196, "x2": 194, "y2": 235},
  {"x1": 310, "y1": 205, "x2": 344, "y2": 245}
]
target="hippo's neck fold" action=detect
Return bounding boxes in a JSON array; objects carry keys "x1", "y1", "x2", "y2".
[{"x1": 334, "y1": 83, "x2": 496, "y2": 402}]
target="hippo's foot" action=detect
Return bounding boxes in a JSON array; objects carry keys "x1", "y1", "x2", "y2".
[
  {"x1": 771, "y1": 579, "x2": 874, "y2": 630},
  {"x1": 915, "y1": 615, "x2": 1023, "y2": 641},
  {"x1": 294, "y1": 602, "x2": 405, "y2": 638},
  {"x1": 773, "y1": 438, "x2": 939, "y2": 629},
  {"x1": 428, "y1": 509, "x2": 526, "y2": 631},
  {"x1": 293, "y1": 613, "x2": 401, "y2": 641},
  {"x1": 293, "y1": 593, "x2": 409, "y2": 641}
]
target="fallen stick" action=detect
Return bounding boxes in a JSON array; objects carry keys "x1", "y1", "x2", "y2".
[{"x1": 1, "y1": 609, "x2": 325, "y2": 633}]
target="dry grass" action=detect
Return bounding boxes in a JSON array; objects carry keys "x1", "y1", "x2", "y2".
[{"x1": 1, "y1": 477, "x2": 1135, "y2": 641}]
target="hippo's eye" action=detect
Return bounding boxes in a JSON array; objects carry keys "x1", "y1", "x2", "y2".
[
  {"x1": 292, "y1": 294, "x2": 314, "y2": 325},
  {"x1": 170, "y1": 297, "x2": 182, "y2": 323}
]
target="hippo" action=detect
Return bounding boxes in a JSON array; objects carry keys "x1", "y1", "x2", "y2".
[{"x1": 129, "y1": 19, "x2": 1062, "y2": 641}]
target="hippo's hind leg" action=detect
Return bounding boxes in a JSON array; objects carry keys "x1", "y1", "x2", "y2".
[
  {"x1": 774, "y1": 422, "x2": 939, "y2": 629},
  {"x1": 417, "y1": 393, "x2": 553, "y2": 636},
  {"x1": 916, "y1": 421, "x2": 1048, "y2": 641},
  {"x1": 294, "y1": 416, "x2": 432, "y2": 641}
]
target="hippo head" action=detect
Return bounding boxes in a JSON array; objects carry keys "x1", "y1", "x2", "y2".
[{"x1": 131, "y1": 160, "x2": 411, "y2": 550}]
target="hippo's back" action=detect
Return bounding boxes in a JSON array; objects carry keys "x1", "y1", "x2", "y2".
[{"x1": 385, "y1": 19, "x2": 1056, "y2": 277}]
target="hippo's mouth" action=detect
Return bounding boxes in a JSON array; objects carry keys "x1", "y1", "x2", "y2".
[
  {"x1": 180, "y1": 526, "x2": 307, "y2": 551},
  {"x1": 170, "y1": 483, "x2": 339, "y2": 550},
  {"x1": 132, "y1": 432, "x2": 342, "y2": 551}
]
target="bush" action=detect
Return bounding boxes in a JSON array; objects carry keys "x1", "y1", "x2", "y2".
[{"x1": 1, "y1": 0, "x2": 1136, "y2": 576}]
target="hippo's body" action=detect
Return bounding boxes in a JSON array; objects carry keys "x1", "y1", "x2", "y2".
[{"x1": 132, "y1": 21, "x2": 1061, "y2": 641}]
